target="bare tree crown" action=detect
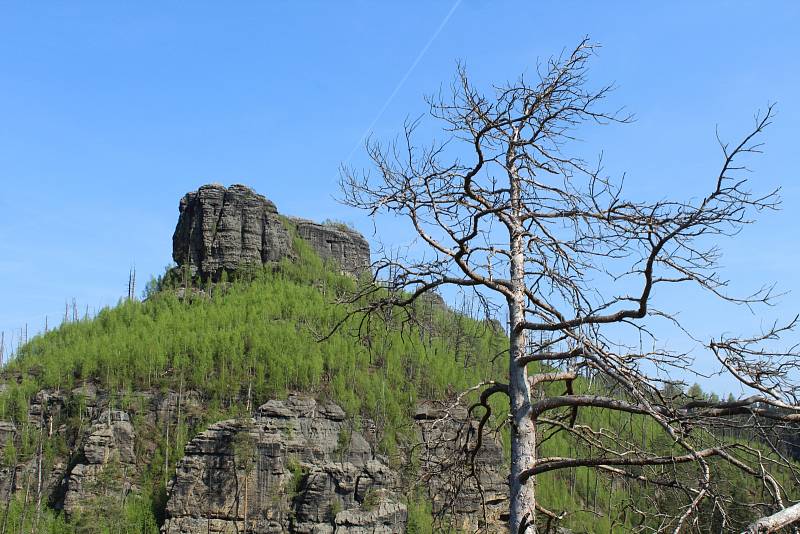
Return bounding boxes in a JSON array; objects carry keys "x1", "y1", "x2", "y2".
[{"x1": 339, "y1": 39, "x2": 800, "y2": 533}]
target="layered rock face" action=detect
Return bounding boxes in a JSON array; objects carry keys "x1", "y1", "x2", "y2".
[
  {"x1": 172, "y1": 184, "x2": 293, "y2": 280},
  {"x1": 0, "y1": 389, "x2": 71, "y2": 507},
  {"x1": 172, "y1": 184, "x2": 370, "y2": 279},
  {"x1": 0, "y1": 382, "x2": 204, "y2": 520},
  {"x1": 62, "y1": 409, "x2": 137, "y2": 516},
  {"x1": 162, "y1": 395, "x2": 406, "y2": 533},
  {"x1": 290, "y1": 218, "x2": 371, "y2": 276},
  {"x1": 161, "y1": 396, "x2": 508, "y2": 533},
  {"x1": 0, "y1": 383, "x2": 507, "y2": 532}
]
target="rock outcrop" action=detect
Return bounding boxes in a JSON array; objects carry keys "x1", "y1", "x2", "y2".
[
  {"x1": 0, "y1": 383, "x2": 508, "y2": 533},
  {"x1": 172, "y1": 184, "x2": 370, "y2": 280},
  {"x1": 62, "y1": 409, "x2": 138, "y2": 516},
  {"x1": 161, "y1": 396, "x2": 508, "y2": 533},
  {"x1": 162, "y1": 395, "x2": 406, "y2": 533},
  {"x1": 172, "y1": 184, "x2": 293, "y2": 280},
  {"x1": 290, "y1": 218, "x2": 371, "y2": 276},
  {"x1": 0, "y1": 383, "x2": 202, "y2": 520},
  {"x1": 415, "y1": 402, "x2": 508, "y2": 532}
]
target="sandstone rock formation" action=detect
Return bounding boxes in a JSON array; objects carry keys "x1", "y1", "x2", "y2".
[
  {"x1": 62, "y1": 409, "x2": 138, "y2": 516},
  {"x1": 172, "y1": 184, "x2": 293, "y2": 280},
  {"x1": 0, "y1": 382, "x2": 509, "y2": 532},
  {"x1": 161, "y1": 396, "x2": 508, "y2": 533},
  {"x1": 415, "y1": 402, "x2": 508, "y2": 532},
  {"x1": 172, "y1": 184, "x2": 370, "y2": 280},
  {"x1": 0, "y1": 383, "x2": 196, "y2": 520},
  {"x1": 0, "y1": 389, "x2": 70, "y2": 507},
  {"x1": 162, "y1": 395, "x2": 406, "y2": 533},
  {"x1": 290, "y1": 218, "x2": 370, "y2": 276}
]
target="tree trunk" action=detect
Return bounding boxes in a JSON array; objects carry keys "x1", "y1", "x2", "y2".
[
  {"x1": 33, "y1": 425, "x2": 43, "y2": 534},
  {"x1": 508, "y1": 229, "x2": 536, "y2": 533},
  {"x1": 18, "y1": 470, "x2": 30, "y2": 534},
  {"x1": 243, "y1": 475, "x2": 248, "y2": 533},
  {"x1": 1, "y1": 464, "x2": 17, "y2": 534}
]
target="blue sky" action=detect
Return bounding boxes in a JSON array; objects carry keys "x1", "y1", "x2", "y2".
[{"x1": 1, "y1": 2, "x2": 798, "y2": 392}]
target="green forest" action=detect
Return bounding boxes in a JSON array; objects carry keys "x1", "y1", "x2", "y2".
[{"x1": 0, "y1": 235, "x2": 795, "y2": 533}]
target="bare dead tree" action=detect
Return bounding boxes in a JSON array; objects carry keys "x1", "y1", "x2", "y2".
[
  {"x1": 127, "y1": 266, "x2": 137, "y2": 300},
  {"x1": 337, "y1": 39, "x2": 800, "y2": 532}
]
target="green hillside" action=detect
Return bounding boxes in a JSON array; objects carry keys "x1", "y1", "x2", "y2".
[
  {"x1": 5, "y1": 236, "x2": 506, "y2": 447},
  {"x1": 0, "y1": 236, "x2": 508, "y2": 533},
  {"x1": 0, "y1": 235, "x2": 794, "y2": 533}
]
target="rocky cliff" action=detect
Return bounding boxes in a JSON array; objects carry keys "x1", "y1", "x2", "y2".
[
  {"x1": 161, "y1": 396, "x2": 508, "y2": 533},
  {"x1": 162, "y1": 395, "x2": 407, "y2": 533},
  {"x1": 0, "y1": 385, "x2": 506, "y2": 532},
  {"x1": 172, "y1": 184, "x2": 370, "y2": 280},
  {"x1": 290, "y1": 218, "x2": 371, "y2": 277}
]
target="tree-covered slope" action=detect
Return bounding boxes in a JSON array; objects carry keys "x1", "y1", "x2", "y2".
[
  {"x1": 0, "y1": 235, "x2": 795, "y2": 533},
  {"x1": 5, "y1": 236, "x2": 506, "y2": 447},
  {"x1": 0, "y1": 236, "x2": 509, "y2": 532}
]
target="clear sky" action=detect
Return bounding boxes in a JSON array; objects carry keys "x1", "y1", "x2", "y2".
[{"x1": 1, "y1": 2, "x2": 798, "y2": 392}]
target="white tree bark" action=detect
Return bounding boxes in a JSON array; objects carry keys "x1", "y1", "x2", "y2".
[
  {"x1": 507, "y1": 165, "x2": 537, "y2": 533},
  {"x1": 508, "y1": 279, "x2": 536, "y2": 532},
  {"x1": 743, "y1": 502, "x2": 800, "y2": 533}
]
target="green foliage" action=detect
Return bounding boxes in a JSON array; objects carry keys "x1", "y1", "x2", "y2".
[
  {"x1": 328, "y1": 498, "x2": 343, "y2": 521},
  {"x1": 4, "y1": 236, "x2": 505, "y2": 458},
  {"x1": 0, "y1": 494, "x2": 158, "y2": 534},
  {"x1": 232, "y1": 426, "x2": 257, "y2": 474},
  {"x1": 321, "y1": 218, "x2": 355, "y2": 232},
  {"x1": 405, "y1": 494, "x2": 434, "y2": 534},
  {"x1": 67, "y1": 493, "x2": 159, "y2": 534},
  {"x1": 0, "y1": 498, "x2": 72, "y2": 534},
  {"x1": 0, "y1": 234, "x2": 794, "y2": 533},
  {"x1": 335, "y1": 426, "x2": 352, "y2": 461},
  {"x1": 361, "y1": 489, "x2": 380, "y2": 511},
  {"x1": 2, "y1": 437, "x2": 16, "y2": 467},
  {"x1": 287, "y1": 456, "x2": 307, "y2": 496}
]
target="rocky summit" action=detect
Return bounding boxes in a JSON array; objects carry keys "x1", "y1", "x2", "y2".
[{"x1": 172, "y1": 184, "x2": 370, "y2": 280}]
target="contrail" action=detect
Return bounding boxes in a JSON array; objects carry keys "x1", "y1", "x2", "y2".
[{"x1": 344, "y1": 0, "x2": 462, "y2": 165}]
